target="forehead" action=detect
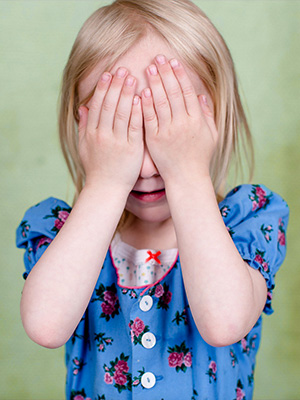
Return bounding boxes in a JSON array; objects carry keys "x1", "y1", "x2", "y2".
[{"x1": 78, "y1": 32, "x2": 203, "y2": 102}]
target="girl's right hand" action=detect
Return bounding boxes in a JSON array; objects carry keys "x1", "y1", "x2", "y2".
[{"x1": 78, "y1": 67, "x2": 144, "y2": 194}]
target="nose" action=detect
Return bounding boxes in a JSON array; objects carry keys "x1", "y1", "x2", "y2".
[{"x1": 140, "y1": 144, "x2": 159, "y2": 179}]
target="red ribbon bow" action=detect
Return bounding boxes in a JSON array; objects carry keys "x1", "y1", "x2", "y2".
[{"x1": 145, "y1": 250, "x2": 161, "y2": 265}]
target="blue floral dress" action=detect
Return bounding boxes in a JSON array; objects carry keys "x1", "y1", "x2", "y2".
[{"x1": 16, "y1": 184, "x2": 289, "y2": 400}]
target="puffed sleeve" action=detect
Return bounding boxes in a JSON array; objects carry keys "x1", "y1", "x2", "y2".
[
  {"x1": 219, "y1": 184, "x2": 289, "y2": 315},
  {"x1": 16, "y1": 197, "x2": 72, "y2": 279}
]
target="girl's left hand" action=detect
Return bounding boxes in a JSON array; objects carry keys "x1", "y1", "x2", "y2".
[{"x1": 141, "y1": 54, "x2": 218, "y2": 185}]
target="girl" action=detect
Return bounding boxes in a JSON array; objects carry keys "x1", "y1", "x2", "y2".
[{"x1": 16, "y1": 0, "x2": 289, "y2": 399}]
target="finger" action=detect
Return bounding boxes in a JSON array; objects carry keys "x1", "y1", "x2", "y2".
[
  {"x1": 98, "y1": 67, "x2": 129, "y2": 133},
  {"x1": 128, "y1": 95, "x2": 143, "y2": 144},
  {"x1": 113, "y1": 74, "x2": 137, "y2": 139},
  {"x1": 141, "y1": 88, "x2": 158, "y2": 138},
  {"x1": 146, "y1": 63, "x2": 171, "y2": 129},
  {"x1": 154, "y1": 54, "x2": 186, "y2": 118},
  {"x1": 169, "y1": 59, "x2": 200, "y2": 117},
  {"x1": 199, "y1": 95, "x2": 218, "y2": 142},
  {"x1": 78, "y1": 106, "x2": 89, "y2": 138},
  {"x1": 86, "y1": 72, "x2": 112, "y2": 131}
]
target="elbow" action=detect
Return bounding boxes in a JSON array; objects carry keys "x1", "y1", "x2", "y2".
[
  {"x1": 196, "y1": 317, "x2": 250, "y2": 348},
  {"x1": 21, "y1": 310, "x2": 68, "y2": 349},
  {"x1": 22, "y1": 321, "x2": 67, "y2": 349}
]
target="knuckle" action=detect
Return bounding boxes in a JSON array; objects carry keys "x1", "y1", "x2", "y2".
[
  {"x1": 183, "y1": 84, "x2": 195, "y2": 97},
  {"x1": 115, "y1": 109, "x2": 129, "y2": 122},
  {"x1": 129, "y1": 123, "x2": 140, "y2": 133},
  {"x1": 168, "y1": 86, "x2": 182, "y2": 99},
  {"x1": 155, "y1": 97, "x2": 169, "y2": 109},
  {"x1": 102, "y1": 101, "x2": 115, "y2": 113},
  {"x1": 144, "y1": 112, "x2": 157, "y2": 123}
]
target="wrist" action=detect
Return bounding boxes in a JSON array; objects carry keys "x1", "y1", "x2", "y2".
[
  {"x1": 165, "y1": 172, "x2": 214, "y2": 195},
  {"x1": 79, "y1": 180, "x2": 130, "y2": 207}
]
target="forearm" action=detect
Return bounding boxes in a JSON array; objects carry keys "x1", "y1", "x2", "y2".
[
  {"x1": 21, "y1": 184, "x2": 128, "y2": 348},
  {"x1": 165, "y1": 176, "x2": 266, "y2": 346}
]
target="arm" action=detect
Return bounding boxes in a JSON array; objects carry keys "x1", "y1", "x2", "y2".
[
  {"x1": 141, "y1": 55, "x2": 267, "y2": 347},
  {"x1": 21, "y1": 68, "x2": 143, "y2": 348}
]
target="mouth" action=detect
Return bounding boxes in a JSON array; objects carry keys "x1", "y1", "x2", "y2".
[{"x1": 130, "y1": 188, "x2": 166, "y2": 203}]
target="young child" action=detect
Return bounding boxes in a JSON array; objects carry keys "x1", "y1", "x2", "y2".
[{"x1": 16, "y1": 0, "x2": 289, "y2": 399}]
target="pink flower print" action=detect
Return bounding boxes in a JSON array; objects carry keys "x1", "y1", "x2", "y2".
[
  {"x1": 278, "y1": 230, "x2": 286, "y2": 246},
  {"x1": 262, "y1": 262, "x2": 269, "y2": 272},
  {"x1": 58, "y1": 210, "x2": 69, "y2": 223},
  {"x1": 104, "y1": 372, "x2": 113, "y2": 384},
  {"x1": 113, "y1": 371, "x2": 127, "y2": 386},
  {"x1": 99, "y1": 344, "x2": 104, "y2": 351},
  {"x1": 73, "y1": 358, "x2": 80, "y2": 366},
  {"x1": 73, "y1": 368, "x2": 79, "y2": 375},
  {"x1": 252, "y1": 200, "x2": 258, "y2": 211},
  {"x1": 258, "y1": 196, "x2": 267, "y2": 208},
  {"x1": 236, "y1": 387, "x2": 245, "y2": 400},
  {"x1": 131, "y1": 317, "x2": 145, "y2": 337},
  {"x1": 155, "y1": 284, "x2": 164, "y2": 298},
  {"x1": 133, "y1": 379, "x2": 140, "y2": 386},
  {"x1": 254, "y1": 254, "x2": 264, "y2": 265},
  {"x1": 74, "y1": 396, "x2": 85, "y2": 400},
  {"x1": 241, "y1": 338, "x2": 247, "y2": 351},
  {"x1": 36, "y1": 237, "x2": 52, "y2": 250},
  {"x1": 267, "y1": 291, "x2": 272, "y2": 300},
  {"x1": 115, "y1": 360, "x2": 129, "y2": 374},
  {"x1": 209, "y1": 360, "x2": 217, "y2": 373},
  {"x1": 184, "y1": 352, "x2": 192, "y2": 367},
  {"x1": 265, "y1": 233, "x2": 270, "y2": 242},
  {"x1": 101, "y1": 302, "x2": 115, "y2": 315},
  {"x1": 168, "y1": 352, "x2": 184, "y2": 368},
  {"x1": 54, "y1": 218, "x2": 64, "y2": 230},
  {"x1": 104, "y1": 290, "x2": 117, "y2": 306},
  {"x1": 256, "y1": 186, "x2": 266, "y2": 199},
  {"x1": 162, "y1": 290, "x2": 172, "y2": 305}
]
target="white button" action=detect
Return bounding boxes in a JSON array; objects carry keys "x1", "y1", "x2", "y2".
[
  {"x1": 139, "y1": 295, "x2": 153, "y2": 312},
  {"x1": 141, "y1": 332, "x2": 156, "y2": 349},
  {"x1": 141, "y1": 372, "x2": 156, "y2": 389}
]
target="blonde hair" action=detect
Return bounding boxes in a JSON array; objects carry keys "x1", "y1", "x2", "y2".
[{"x1": 58, "y1": 0, "x2": 254, "y2": 228}]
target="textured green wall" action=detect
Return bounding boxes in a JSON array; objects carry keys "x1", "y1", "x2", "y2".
[{"x1": 1, "y1": 1, "x2": 299, "y2": 399}]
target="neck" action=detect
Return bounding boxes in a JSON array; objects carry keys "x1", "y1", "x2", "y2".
[{"x1": 119, "y1": 216, "x2": 177, "y2": 250}]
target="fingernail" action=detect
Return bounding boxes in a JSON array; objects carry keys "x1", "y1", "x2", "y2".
[
  {"x1": 170, "y1": 58, "x2": 179, "y2": 68},
  {"x1": 117, "y1": 67, "x2": 127, "y2": 78},
  {"x1": 125, "y1": 76, "x2": 135, "y2": 86},
  {"x1": 148, "y1": 65, "x2": 158, "y2": 76},
  {"x1": 133, "y1": 95, "x2": 140, "y2": 105},
  {"x1": 143, "y1": 88, "x2": 152, "y2": 98},
  {"x1": 156, "y1": 55, "x2": 165, "y2": 65},
  {"x1": 101, "y1": 72, "x2": 111, "y2": 82}
]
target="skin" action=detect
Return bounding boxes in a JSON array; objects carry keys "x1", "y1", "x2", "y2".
[{"x1": 20, "y1": 32, "x2": 267, "y2": 349}]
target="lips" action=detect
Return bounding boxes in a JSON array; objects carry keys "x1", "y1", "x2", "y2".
[{"x1": 130, "y1": 188, "x2": 166, "y2": 203}]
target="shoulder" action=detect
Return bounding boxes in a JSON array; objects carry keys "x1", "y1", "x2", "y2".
[
  {"x1": 219, "y1": 183, "x2": 289, "y2": 224},
  {"x1": 16, "y1": 197, "x2": 72, "y2": 247}
]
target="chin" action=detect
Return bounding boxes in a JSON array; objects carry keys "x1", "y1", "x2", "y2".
[{"x1": 125, "y1": 201, "x2": 171, "y2": 224}]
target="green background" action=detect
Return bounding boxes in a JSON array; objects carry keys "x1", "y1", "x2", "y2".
[{"x1": 1, "y1": 1, "x2": 299, "y2": 399}]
